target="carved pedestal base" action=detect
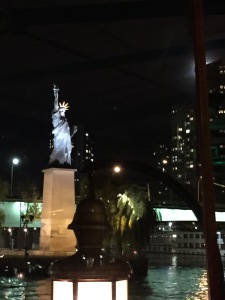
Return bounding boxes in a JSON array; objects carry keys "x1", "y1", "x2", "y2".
[{"x1": 40, "y1": 168, "x2": 77, "y2": 252}]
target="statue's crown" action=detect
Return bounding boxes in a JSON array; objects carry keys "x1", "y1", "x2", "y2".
[{"x1": 59, "y1": 101, "x2": 69, "y2": 111}]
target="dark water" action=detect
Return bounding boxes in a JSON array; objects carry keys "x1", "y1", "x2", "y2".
[
  {"x1": 0, "y1": 254, "x2": 223, "y2": 299},
  {"x1": 129, "y1": 254, "x2": 209, "y2": 300}
]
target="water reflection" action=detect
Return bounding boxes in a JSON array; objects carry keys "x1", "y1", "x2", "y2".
[
  {"x1": 0, "y1": 255, "x2": 220, "y2": 299},
  {"x1": 0, "y1": 277, "x2": 51, "y2": 300},
  {"x1": 129, "y1": 267, "x2": 208, "y2": 299},
  {"x1": 129, "y1": 254, "x2": 210, "y2": 300},
  {"x1": 187, "y1": 271, "x2": 208, "y2": 300}
]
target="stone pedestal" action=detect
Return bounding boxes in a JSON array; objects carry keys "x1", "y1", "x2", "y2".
[{"x1": 40, "y1": 168, "x2": 76, "y2": 252}]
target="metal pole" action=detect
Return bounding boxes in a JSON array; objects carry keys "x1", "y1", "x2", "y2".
[
  {"x1": 24, "y1": 223, "x2": 29, "y2": 258},
  {"x1": 10, "y1": 163, "x2": 13, "y2": 197},
  {"x1": 191, "y1": 0, "x2": 225, "y2": 298},
  {"x1": 147, "y1": 183, "x2": 151, "y2": 202}
]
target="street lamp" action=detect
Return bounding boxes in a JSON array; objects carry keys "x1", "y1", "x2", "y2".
[
  {"x1": 10, "y1": 158, "x2": 20, "y2": 197},
  {"x1": 49, "y1": 196, "x2": 131, "y2": 300},
  {"x1": 113, "y1": 165, "x2": 121, "y2": 173},
  {"x1": 21, "y1": 214, "x2": 34, "y2": 257},
  {"x1": 8, "y1": 228, "x2": 14, "y2": 250}
]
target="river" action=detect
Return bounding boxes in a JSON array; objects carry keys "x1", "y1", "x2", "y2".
[{"x1": 0, "y1": 254, "x2": 223, "y2": 299}]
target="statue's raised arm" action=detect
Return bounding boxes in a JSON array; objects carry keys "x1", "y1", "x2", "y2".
[
  {"x1": 49, "y1": 85, "x2": 75, "y2": 165},
  {"x1": 53, "y1": 84, "x2": 59, "y2": 111}
]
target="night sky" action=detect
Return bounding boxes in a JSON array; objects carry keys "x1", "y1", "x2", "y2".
[{"x1": 1, "y1": 1, "x2": 225, "y2": 186}]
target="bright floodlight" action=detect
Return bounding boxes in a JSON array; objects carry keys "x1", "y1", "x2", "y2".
[
  {"x1": 12, "y1": 158, "x2": 19, "y2": 165},
  {"x1": 114, "y1": 166, "x2": 121, "y2": 173}
]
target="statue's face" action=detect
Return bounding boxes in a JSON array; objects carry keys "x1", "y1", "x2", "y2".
[{"x1": 59, "y1": 108, "x2": 66, "y2": 117}]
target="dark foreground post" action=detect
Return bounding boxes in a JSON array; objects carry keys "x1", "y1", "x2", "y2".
[{"x1": 191, "y1": 0, "x2": 225, "y2": 299}]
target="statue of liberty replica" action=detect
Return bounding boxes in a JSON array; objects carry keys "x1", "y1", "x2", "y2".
[
  {"x1": 40, "y1": 85, "x2": 77, "y2": 252},
  {"x1": 49, "y1": 84, "x2": 77, "y2": 165}
]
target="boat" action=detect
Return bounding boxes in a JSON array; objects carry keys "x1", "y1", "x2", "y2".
[{"x1": 147, "y1": 231, "x2": 225, "y2": 255}]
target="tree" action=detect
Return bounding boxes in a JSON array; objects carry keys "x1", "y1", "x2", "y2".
[
  {"x1": 94, "y1": 182, "x2": 159, "y2": 255},
  {"x1": 21, "y1": 185, "x2": 42, "y2": 221},
  {"x1": 0, "y1": 178, "x2": 9, "y2": 227},
  {"x1": 0, "y1": 208, "x2": 5, "y2": 228},
  {"x1": 115, "y1": 185, "x2": 149, "y2": 252}
]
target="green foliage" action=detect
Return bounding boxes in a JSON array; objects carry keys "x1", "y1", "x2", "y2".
[
  {"x1": 0, "y1": 178, "x2": 8, "y2": 228},
  {"x1": 21, "y1": 185, "x2": 42, "y2": 220},
  {"x1": 80, "y1": 171, "x2": 160, "y2": 254},
  {"x1": 94, "y1": 182, "x2": 159, "y2": 254},
  {"x1": 22, "y1": 202, "x2": 41, "y2": 220},
  {"x1": 114, "y1": 185, "x2": 151, "y2": 252}
]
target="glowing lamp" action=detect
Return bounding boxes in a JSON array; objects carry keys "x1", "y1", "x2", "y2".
[
  {"x1": 49, "y1": 196, "x2": 131, "y2": 300},
  {"x1": 113, "y1": 166, "x2": 121, "y2": 173},
  {"x1": 10, "y1": 157, "x2": 20, "y2": 197},
  {"x1": 12, "y1": 158, "x2": 19, "y2": 165}
]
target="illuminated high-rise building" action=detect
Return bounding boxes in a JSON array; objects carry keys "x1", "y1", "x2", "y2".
[
  {"x1": 170, "y1": 104, "x2": 197, "y2": 187},
  {"x1": 170, "y1": 59, "x2": 225, "y2": 202},
  {"x1": 207, "y1": 58, "x2": 225, "y2": 95},
  {"x1": 73, "y1": 125, "x2": 94, "y2": 196},
  {"x1": 149, "y1": 143, "x2": 174, "y2": 206}
]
